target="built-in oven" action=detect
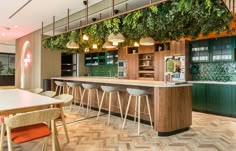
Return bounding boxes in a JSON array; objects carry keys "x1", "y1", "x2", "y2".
[
  {"x1": 117, "y1": 60, "x2": 127, "y2": 68},
  {"x1": 117, "y1": 69, "x2": 127, "y2": 78},
  {"x1": 117, "y1": 60, "x2": 127, "y2": 78}
]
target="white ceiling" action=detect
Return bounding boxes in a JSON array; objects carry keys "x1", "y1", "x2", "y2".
[{"x1": 0, "y1": 0, "x2": 102, "y2": 44}]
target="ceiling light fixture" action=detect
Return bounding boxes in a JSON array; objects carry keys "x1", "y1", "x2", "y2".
[
  {"x1": 112, "y1": 41, "x2": 119, "y2": 46},
  {"x1": 1, "y1": 33, "x2": 6, "y2": 36},
  {"x1": 66, "y1": 41, "x2": 79, "y2": 49},
  {"x1": 84, "y1": 47, "x2": 89, "y2": 53},
  {"x1": 92, "y1": 44, "x2": 98, "y2": 49},
  {"x1": 83, "y1": 34, "x2": 89, "y2": 40},
  {"x1": 102, "y1": 41, "x2": 117, "y2": 49},
  {"x1": 134, "y1": 42, "x2": 140, "y2": 47},
  {"x1": 108, "y1": 32, "x2": 125, "y2": 43},
  {"x1": 139, "y1": 37, "x2": 155, "y2": 46}
]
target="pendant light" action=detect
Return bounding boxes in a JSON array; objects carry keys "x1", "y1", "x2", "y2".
[
  {"x1": 134, "y1": 41, "x2": 139, "y2": 47},
  {"x1": 83, "y1": 34, "x2": 89, "y2": 40},
  {"x1": 66, "y1": 41, "x2": 79, "y2": 49},
  {"x1": 102, "y1": 41, "x2": 117, "y2": 49},
  {"x1": 84, "y1": 47, "x2": 89, "y2": 53},
  {"x1": 66, "y1": 31, "x2": 79, "y2": 49},
  {"x1": 139, "y1": 37, "x2": 155, "y2": 46},
  {"x1": 92, "y1": 43, "x2": 98, "y2": 49},
  {"x1": 108, "y1": 32, "x2": 125, "y2": 43},
  {"x1": 112, "y1": 41, "x2": 119, "y2": 46}
]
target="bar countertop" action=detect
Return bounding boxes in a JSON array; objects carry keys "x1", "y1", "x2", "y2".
[{"x1": 51, "y1": 76, "x2": 192, "y2": 88}]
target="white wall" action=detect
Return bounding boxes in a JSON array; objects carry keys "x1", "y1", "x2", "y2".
[
  {"x1": 0, "y1": 43, "x2": 15, "y2": 54},
  {"x1": 15, "y1": 30, "x2": 61, "y2": 90}
]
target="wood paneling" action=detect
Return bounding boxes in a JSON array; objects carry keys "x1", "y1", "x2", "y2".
[
  {"x1": 154, "y1": 86, "x2": 192, "y2": 132},
  {"x1": 118, "y1": 47, "x2": 126, "y2": 60},
  {"x1": 127, "y1": 54, "x2": 139, "y2": 79},
  {"x1": 139, "y1": 45, "x2": 154, "y2": 54},
  {"x1": 118, "y1": 40, "x2": 190, "y2": 81}
]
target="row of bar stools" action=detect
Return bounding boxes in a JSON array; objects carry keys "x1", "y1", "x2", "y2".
[
  {"x1": 79, "y1": 83, "x2": 99, "y2": 116},
  {"x1": 122, "y1": 88, "x2": 153, "y2": 135},
  {"x1": 67, "y1": 82, "x2": 82, "y2": 110},
  {"x1": 97, "y1": 86, "x2": 123, "y2": 124}
]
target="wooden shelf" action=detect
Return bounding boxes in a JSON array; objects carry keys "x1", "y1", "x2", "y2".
[
  {"x1": 139, "y1": 70, "x2": 154, "y2": 73},
  {"x1": 139, "y1": 58, "x2": 153, "y2": 61},
  {"x1": 139, "y1": 77, "x2": 154, "y2": 80}
]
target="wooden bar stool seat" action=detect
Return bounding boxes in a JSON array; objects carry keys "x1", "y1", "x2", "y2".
[
  {"x1": 97, "y1": 86, "x2": 123, "y2": 125},
  {"x1": 122, "y1": 88, "x2": 153, "y2": 135},
  {"x1": 78, "y1": 83, "x2": 99, "y2": 116}
]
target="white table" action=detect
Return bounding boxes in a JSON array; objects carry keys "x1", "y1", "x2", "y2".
[
  {"x1": 0, "y1": 89, "x2": 63, "y2": 115},
  {"x1": 0, "y1": 89, "x2": 64, "y2": 151}
]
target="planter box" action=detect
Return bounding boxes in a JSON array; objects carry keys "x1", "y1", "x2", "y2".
[{"x1": 0, "y1": 75, "x2": 15, "y2": 86}]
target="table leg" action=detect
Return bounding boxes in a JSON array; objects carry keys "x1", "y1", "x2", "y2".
[{"x1": 0, "y1": 123, "x2": 5, "y2": 151}]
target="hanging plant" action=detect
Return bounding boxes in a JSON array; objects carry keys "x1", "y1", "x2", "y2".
[{"x1": 42, "y1": 0, "x2": 233, "y2": 52}]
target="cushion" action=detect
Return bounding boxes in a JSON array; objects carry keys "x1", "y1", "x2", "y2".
[{"x1": 11, "y1": 123, "x2": 51, "y2": 144}]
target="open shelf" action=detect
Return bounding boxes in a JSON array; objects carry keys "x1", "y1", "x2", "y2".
[{"x1": 138, "y1": 53, "x2": 154, "y2": 79}]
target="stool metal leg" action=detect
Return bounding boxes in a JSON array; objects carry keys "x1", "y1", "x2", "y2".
[
  {"x1": 108, "y1": 92, "x2": 112, "y2": 125},
  {"x1": 78, "y1": 88, "x2": 86, "y2": 113},
  {"x1": 117, "y1": 91, "x2": 123, "y2": 120},
  {"x1": 86, "y1": 89, "x2": 91, "y2": 116},
  {"x1": 97, "y1": 91, "x2": 105, "y2": 120},
  {"x1": 134, "y1": 96, "x2": 138, "y2": 123},
  {"x1": 138, "y1": 96, "x2": 141, "y2": 135},
  {"x1": 122, "y1": 95, "x2": 132, "y2": 129},
  {"x1": 96, "y1": 89, "x2": 99, "y2": 107},
  {"x1": 145, "y1": 95, "x2": 153, "y2": 128}
]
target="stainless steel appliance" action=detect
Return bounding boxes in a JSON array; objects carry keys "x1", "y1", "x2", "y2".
[
  {"x1": 164, "y1": 56, "x2": 186, "y2": 82},
  {"x1": 117, "y1": 60, "x2": 127, "y2": 78}
]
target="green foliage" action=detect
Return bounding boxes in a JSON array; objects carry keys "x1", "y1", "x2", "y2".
[
  {"x1": 0, "y1": 61, "x2": 4, "y2": 75},
  {"x1": 8, "y1": 67, "x2": 15, "y2": 75},
  {"x1": 42, "y1": 0, "x2": 233, "y2": 53}
]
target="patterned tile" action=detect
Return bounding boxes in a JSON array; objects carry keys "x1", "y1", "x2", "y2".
[{"x1": 192, "y1": 62, "x2": 236, "y2": 81}]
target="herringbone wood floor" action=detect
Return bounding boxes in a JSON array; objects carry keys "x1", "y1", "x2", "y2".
[{"x1": 2, "y1": 107, "x2": 236, "y2": 151}]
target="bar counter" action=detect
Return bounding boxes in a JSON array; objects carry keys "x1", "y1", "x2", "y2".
[{"x1": 51, "y1": 76, "x2": 192, "y2": 136}]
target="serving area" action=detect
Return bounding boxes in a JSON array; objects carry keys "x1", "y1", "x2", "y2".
[{"x1": 51, "y1": 77, "x2": 192, "y2": 136}]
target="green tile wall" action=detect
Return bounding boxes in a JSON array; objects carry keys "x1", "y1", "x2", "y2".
[
  {"x1": 192, "y1": 62, "x2": 236, "y2": 81},
  {"x1": 89, "y1": 65, "x2": 118, "y2": 77}
]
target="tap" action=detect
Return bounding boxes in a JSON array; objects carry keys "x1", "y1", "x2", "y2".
[
  {"x1": 109, "y1": 70, "x2": 112, "y2": 77},
  {"x1": 88, "y1": 71, "x2": 91, "y2": 77},
  {"x1": 164, "y1": 72, "x2": 173, "y2": 84}
]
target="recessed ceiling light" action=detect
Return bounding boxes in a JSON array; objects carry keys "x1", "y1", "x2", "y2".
[
  {"x1": 1, "y1": 33, "x2": 6, "y2": 36},
  {"x1": 14, "y1": 25, "x2": 18, "y2": 28}
]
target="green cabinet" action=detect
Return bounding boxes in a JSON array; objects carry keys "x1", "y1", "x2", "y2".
[
  {"x1": 192, "y1": 84, "x2": 233, "y2": 116},
  {"x1": 190, "y1": 36, "x2": 235, "y2": 63},
  {"x1": 231, "y1": 86, "x2": 236, "y2": 116},
  {"x1": 192, "y1": 84, "x2": 207, "y2": 111},
  {"x1": 84, "y1": 50, "x2": 118, "y2": 66},
  {"x1": 191, "y1": 40, "x2": 209, "y2": 62},
  {"x1": 207, "y1": 84, "x2": 232, "y2": 115},
  {"x1": 211, "y1": 37, "x2": 235, "y2": 62}
]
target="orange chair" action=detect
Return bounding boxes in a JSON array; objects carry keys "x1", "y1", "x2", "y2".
[{"x1": 4, "y1": 108, "x2": 60, "y2": 151}]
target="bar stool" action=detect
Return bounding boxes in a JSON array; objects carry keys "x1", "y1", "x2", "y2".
[
  {"x1": 78, "y1": 83, "x2": 99, "y2": 116},
  {"x1": 122, "y1": 88, "x2": 153, "y2": 135},
  {"x1": 55, "y1": 81, "x2": 66, "y2": 94},
  {"x1": 97, "y1": 86, "x2": 123, "y2": 125},
  {"x1": 67, "y1": 82, "x2": 82, "y2": 110}
]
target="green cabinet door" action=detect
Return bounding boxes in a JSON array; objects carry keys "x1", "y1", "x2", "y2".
[
  {"x1": 231, "y1": 86, "x2": 236, "y2": 116},
  {"x1": 207, "y1": 84, "x2": 232, "y2": 115},
  {"x1": 192, "y1": 84, "x2": 207, "y2": 111}
]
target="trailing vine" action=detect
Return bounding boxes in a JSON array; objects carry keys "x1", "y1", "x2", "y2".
[{"x1": 42, "y1": 0, "x2": 234, "y2": 53}]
